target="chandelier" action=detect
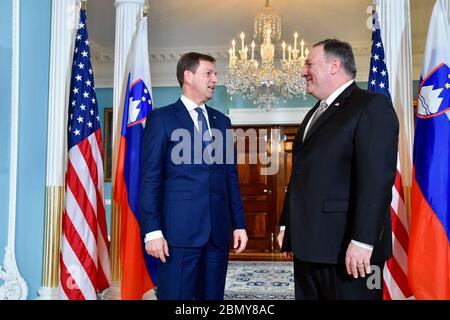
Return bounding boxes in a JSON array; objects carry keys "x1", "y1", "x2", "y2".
[{"x1": 224, "y1": 0, "x2": 308, "y2": 111}]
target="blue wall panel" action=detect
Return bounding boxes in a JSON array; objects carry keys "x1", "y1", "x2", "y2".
[
  {"x1": 0, "y1": 0, "x2": 13, "y2": 270},
  {"x1": 14, "y1": 0, "x2": 52, "y2": 299}
]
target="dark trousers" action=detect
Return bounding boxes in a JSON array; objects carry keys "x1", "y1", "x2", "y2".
[
  {"x1": 156, "y1": 237, "x2": 229, "y2": 300},
  {"x1": 293, "y1": 257, "x2": 383, "y2": 300}
]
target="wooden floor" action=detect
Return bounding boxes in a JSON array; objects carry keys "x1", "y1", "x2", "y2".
[{"x1": 229, "y1": 251, "x2": 292, "y2": 261}]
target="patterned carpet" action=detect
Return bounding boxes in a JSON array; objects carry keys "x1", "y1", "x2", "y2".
[{"x1": 224, "y1": 261, "x2": 295, "y2": 300}]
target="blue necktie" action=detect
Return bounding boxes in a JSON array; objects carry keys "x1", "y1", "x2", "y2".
[{"x1": 195, "y1": 107, "x2": 212, "y2": 158}]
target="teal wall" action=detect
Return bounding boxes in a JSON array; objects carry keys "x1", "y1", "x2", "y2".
[
  {"x1": 14, "y1": 0, "x2": 52, "y2": 299},
  {"x1": 0, "y1": 0, "x2": 13, "y2": 272},
  {"x1": 96, "y1": 88, "x2": 113, "y2": 230}
]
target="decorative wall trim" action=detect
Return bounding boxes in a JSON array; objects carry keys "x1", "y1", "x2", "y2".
[
  {"x1": 228, "y1": 107, "x2": 311, "y2": 126},
  {"x1": 0, "y1": 0, "x2": 28, "y2": 300},
  {"x1": 90, "y1": 40, "x2": 114, "y2": 64}
]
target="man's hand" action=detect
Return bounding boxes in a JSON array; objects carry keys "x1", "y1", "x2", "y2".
[
  {"x1": 277, "y1": 230, "x2": 293, "y2": 259},
  {"x1": 345, "y1": 242, "x2": 373, "y2": 278},
  {"x1": 145, "y1": 237, "x2": 169, "y2": 263},
  {"x1": 233, "y1": 229, "x2": 248, "y2": 254}
]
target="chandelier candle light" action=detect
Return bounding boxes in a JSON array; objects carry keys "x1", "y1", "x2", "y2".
[{"x1": 224, "y1": 0, "x2": 308, "y2": 111}]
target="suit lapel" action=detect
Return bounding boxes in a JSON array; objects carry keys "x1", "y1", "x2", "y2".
[
  {"x1": 173, "y1": 98, "x2": 196, "y2": 137},
  {"x1": 206, "y1": 105, "x2": 218, "y2": 131},
  {"x1": 206, "y1": 106, "x2": 219, "y2": 169},
  {"x1": 293, "y1": 102, "x2": 319, "y2": 151},
  {"x1": 174, "y1": 99, "x2": 208, "y2": 166},
  {"x1": 302, "y1": 82, "x2": 358, "y2": 144}
]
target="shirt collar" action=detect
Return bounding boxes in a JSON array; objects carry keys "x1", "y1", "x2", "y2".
[
  {"x1": 181, "y1": 95, "x2": 206, "y2": 113},
  {"x1": 324, "y1": 80, "x2": 354, "y2": 107}
]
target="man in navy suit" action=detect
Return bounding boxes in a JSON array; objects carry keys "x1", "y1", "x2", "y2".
[
  {"x1": 277, "y1": 39, "x2": 399, "y2": 299},
  {"x1": 140, "y1": 52, "x2": 248, "y2": 300}
]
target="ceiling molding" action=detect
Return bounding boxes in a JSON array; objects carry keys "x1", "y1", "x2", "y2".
[{"x1": 90, "y1": 40, "x2": 114, "y2": 64}]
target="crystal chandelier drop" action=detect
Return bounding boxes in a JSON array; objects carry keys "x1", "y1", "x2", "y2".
[{"x1": 224, "y1": 0, "x2": 308, "y2": 111}]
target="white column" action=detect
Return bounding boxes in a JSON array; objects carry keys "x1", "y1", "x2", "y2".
[
  {"x1": 442, "y1": 0, "x2": 450, "y2": 23},
  {"x1": 36, "y1": 0, "x2": 79, "y2": 300},
  {"x1": 104, "y1": 0, "x2": 145, "y2": 300},
  {"x1": 377, "y1": 0, "x2": 414, "y2": 219},
  {"x1": 0, "y1": 0, "x2": 27, "y2": 300}
]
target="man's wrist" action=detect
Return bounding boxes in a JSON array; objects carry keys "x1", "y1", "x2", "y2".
[
  {"x1": 144, "y1": 230, "x2": 164, "y2": 243},
  {"x1": 351, "y1": 239, "x2": 373, "y2": 251}
]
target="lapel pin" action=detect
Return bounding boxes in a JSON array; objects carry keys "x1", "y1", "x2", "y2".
[
  {"x1": 213, "y1": 115, "x2": 217, "y2": 119},
  {"x1": 335, "y1": 103, "x2": 340, "y2": 106}
]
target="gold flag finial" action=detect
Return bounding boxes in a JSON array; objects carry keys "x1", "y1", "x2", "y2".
[
  {"x1": 143, "y1": 0, "x2": 149, "y2": 17},
  {"x1": 81, "y1": 0, "x2": 87, "y2": 10}
]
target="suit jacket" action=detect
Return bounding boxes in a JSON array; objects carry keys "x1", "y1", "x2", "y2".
[
  {"x1": 139, "y1": 99, "x2": 245, "y2": 247},
  {"x1": 280, "y1": 82, "x2": 399, "y2": 264}
]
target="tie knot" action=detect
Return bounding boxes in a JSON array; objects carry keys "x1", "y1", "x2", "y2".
[
  {"x1": 319, "y1": 101, "x2": 328, "y2": 110},
  {"x1": 195, "y1": 107, "x2": 204, "y2": 116}
]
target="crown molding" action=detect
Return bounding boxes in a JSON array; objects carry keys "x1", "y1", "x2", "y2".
[
  {"x1": 91, "y1": 40, "x2": 230, "y2": 64},
  {"x1": 90, "y1": 40, "x2": 115, "y2": 64}
]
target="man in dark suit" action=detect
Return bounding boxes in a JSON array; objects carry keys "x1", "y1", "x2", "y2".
[
  {"x1": 277, "y1": 39, "x2": 399, "y2": 299},
  {"x1": 140, "y1": 52, "x2": 248, "y2": 300}
]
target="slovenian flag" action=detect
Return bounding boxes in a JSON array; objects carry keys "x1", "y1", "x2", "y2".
[
  {"x1": 409, "y1": 0, "x2": 450, "y2": 299},
  {"x1": 113, "y1": 10, "x2": 157, "y2": 300}
]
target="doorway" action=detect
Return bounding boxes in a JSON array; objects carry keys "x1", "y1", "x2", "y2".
[{"x1": 230, "y1": 125, "x2": 298, "y2": 260}]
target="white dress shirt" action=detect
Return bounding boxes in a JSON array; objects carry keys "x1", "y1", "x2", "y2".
[
  {"x1": 303, "y1": 80, "x2": 354, "y2": 140},
  {"x1": 180, "y1": 95, "x2": 212, "y2": 135},
  {"x1": 144, "y1": 96, "x2": 211, "y2": 243}
]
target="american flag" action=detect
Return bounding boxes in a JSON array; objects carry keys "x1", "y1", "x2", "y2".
[
  {"x1": 368, "y1": 11, "x2": 413, "y2": 300},
  {"x1": 59, "y1": 7, "x2": 111, "y2": 300}
]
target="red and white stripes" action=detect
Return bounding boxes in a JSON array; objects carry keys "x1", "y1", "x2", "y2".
[
  {"x1": 383, "y1": 156, "x2": 413, "y2": 299},
  {"x1": 59, "y1": 130, "x2": 110, "y2": 300}
]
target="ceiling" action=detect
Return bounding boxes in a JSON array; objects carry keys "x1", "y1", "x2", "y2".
[{"x1": 85, "y1": 0, "x2": 434, "y2": 87}]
